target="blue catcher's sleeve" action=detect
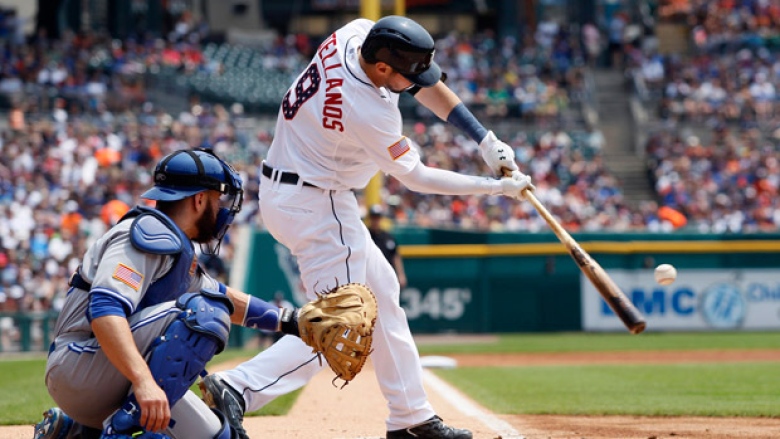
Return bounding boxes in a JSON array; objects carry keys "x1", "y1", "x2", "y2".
[
  {"x1": 242, "y1": 295, "x2": 282, "y2": 331},
  {"x1": 87, "y1": 290, "x2": 132, "y2": 321}
]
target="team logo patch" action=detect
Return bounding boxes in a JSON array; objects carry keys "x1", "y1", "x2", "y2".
[
  {"x1": 113, "y1": 263, "x2": 143, "y2": 291},
  {"x1": 388, "y1": 137, "x2": 411, "y2": 160}
]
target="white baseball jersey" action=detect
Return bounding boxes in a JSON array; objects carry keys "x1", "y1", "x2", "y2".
[
  {"x1": 221, "y1": 18, "x2": 441, "y2": 431},
  {"x1": 266, "y1": 18, "x2": 420, "y2": 190}
]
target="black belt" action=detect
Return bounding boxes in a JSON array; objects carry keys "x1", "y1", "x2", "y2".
[{"x1": 262, "y1": 163, "x2": 317, "y2": 188}]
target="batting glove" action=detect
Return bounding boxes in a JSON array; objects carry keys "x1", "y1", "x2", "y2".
[
  {"x1": 499, "y1": 172, "x2": 534, "y2": 200},
  {"x1": 479, "y1": 131, "x2": 519, "y2": 176},
  {"x1": 511, "y1": 170, "x2": 535, "y2": 189}
]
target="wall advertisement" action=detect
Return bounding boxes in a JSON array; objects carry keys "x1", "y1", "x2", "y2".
[{"x1": 582, "y1": 269, "x2": 780, "y2": 331}]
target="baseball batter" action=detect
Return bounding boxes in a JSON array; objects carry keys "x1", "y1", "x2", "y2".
[
  {"x1": 33, "y1": 149, "x2": 319, "y2": 439},
  {"x1": 200, "y1": 16, "x2": 533, "y2": 439}
]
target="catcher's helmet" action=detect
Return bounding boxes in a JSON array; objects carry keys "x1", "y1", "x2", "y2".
[
  {"x1": 142, "y1": 149, "x2": 242, "y2": 202},
  {"x1": 361, "y1": 15, "x2": 441, "y2": 87},
  {"x1": 142, "y1": 148, "x2": 243, "y2": 246}
]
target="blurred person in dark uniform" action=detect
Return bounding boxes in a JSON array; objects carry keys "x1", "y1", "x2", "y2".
[{"x1": 367, "y1": 205, "x2": 407, "y2": 289}]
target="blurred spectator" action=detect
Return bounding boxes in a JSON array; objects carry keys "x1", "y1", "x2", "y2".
[
  {"x1": 100, "y1": 199, "x2": 130, "y2": 227},
  {"x1": 584, "y1": 124, "x2": 606, "y2": 152},
  {"x1": 8, "y1": 102, "x2": 25, "y2": 131},
  {"x1": 582, "y1": 22, "x2": 603, "y2": 66},
  {"x1": 367, "y1": 205, "x2": 407, "y2": 289},
  {"x1": 608, "y1": 12, "x2": 628, "y2": 68}
]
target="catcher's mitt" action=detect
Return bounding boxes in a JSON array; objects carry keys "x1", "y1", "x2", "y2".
[{"x1": 298, "y1": 283, "x2": 378, "y2": 386}]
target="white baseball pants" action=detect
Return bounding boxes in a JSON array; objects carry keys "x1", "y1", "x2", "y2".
[{"x1": 218, "y1": 174, "x2": 436, "y2": 430}]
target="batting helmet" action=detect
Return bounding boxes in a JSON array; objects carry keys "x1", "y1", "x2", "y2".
[
  {"x1": 361, "y1": 15, "x2": 442, "y2": 88},
  {"x1": 142, "y1": 148, "x2": 243, "y2": 244}
]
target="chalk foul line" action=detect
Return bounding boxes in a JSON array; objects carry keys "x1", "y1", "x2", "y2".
[{"x1": 422, "y1": 369, "x2": 525, "y2": 439}]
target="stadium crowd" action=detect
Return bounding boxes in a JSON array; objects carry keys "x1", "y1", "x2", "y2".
[
  {"x1": 385, "y1": 121, "x2": 655, "y2": 233},
  {"x1": 1, "y1": 5, "x2": 779, "y2": 351},
  {"x1": 645, "y1": 123, "x2": 780, "y2": 233},
  {"x1": 628, "y1": 1, "x2": 780, "y2": 234},
  {"x1": 659, "y1": 0, "x2": 780, "y2": 54},
  {"x1": 647, "y1": 48, "x2": 780, "y2": 127},
  {"x1": 429, "y1": 25, "x2": 590, "y2": 122},
  {"x1": 0, "y1": 101, "x2": 268, "y2": 348},
  {"x1": 633, "y1": 0, "x2": 780, "y2": 128}
]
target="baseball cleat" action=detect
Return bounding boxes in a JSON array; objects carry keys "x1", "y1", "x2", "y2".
[
  {"x1": 199, "y1": 374, "x2": 249, "y2": 439},
  {"x1": 33, "y1": 407, "x2": 73, "y2": 439},
  {"x1": 386, "y1": 415, "x2": 472, "y2": 439}
]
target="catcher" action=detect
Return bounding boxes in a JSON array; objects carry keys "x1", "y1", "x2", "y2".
[{"x1": 33, "y1": 149, "x2": 377, "y2": 439}]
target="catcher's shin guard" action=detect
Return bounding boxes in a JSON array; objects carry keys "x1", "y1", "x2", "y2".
[{"x1": 108, "y1": 290, "x2": 233, "y2": 434}]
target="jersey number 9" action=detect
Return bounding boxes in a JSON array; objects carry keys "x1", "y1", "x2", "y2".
[{"x1": 282, "y1": 63, "x2": 321, "y2": 120}]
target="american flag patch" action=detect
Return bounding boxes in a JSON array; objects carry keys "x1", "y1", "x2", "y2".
[
  {"x1": 113, "y1": 263, "x2": 143, "y2": 291},
  {"x1": 387, "y1": 137, "x2": 411, "y2": 160}
]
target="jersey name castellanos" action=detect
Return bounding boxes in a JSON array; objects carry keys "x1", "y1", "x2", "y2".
[{"x1": 266, "y1": 19, "x2": 421, "y2": 190}]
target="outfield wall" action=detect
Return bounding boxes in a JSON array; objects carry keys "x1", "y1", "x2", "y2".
[
  {"x1": 3, "y1": 230, "x2": 779, "y2": 352},
  {"x1": 243, "y1": 229, "x2": 780, "y2": 335}
]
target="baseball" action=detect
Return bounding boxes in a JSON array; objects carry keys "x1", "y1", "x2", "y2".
[{"x1": 654, "y1": 264, "x2": 677, "y2": 286}]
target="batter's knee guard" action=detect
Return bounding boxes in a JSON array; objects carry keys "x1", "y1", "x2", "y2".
[{"x1": 108, "y1": 289, "x2": 233, "y2": 434}]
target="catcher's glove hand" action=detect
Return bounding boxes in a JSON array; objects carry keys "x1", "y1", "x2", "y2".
[{"x1": 290, "y1": 283, "x2": 378, "y2": 386}]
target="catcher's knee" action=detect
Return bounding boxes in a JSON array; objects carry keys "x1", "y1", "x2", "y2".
[
  {"x1": 146, "y1": 290, "x2": 234, "y2": 407},
  {"x1": 176, "y1": 288, "x2": 234, "y2": 352}
]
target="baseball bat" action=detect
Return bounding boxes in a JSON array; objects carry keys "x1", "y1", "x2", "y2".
[{"x1": 505, "y1": 171, "x2": 646, "y2": 334}]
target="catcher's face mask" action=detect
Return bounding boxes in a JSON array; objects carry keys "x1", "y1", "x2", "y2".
[
  {"x1": 145, "y1": 148, "x2": 244, "y2": 255},
  {"x1": 212, "y1": 177, "x2": 243, "y2": 240},
  {"x1": 207, "y1": 156, "x2": 243, "y2": 255}
]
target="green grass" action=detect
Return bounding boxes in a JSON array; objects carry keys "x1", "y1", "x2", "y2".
[
  {"x1": 0, "y1": 348, "x2": 298, "y2": 425},
  {"x1": 436, "y1": 363, "x2": 780, "y2": 417},
  {"x1": 188, "y1": 349, "x2": 302, "y2": 417},
  {"x1": 0, "y1": 358, "x2": 53, "y2": 425},
  {"x1": 417, "y1": 331, "x2": 780, "y2": 355},
  {"x1": 2, "y1": 331, "x2": 779, "y2": 425}
]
